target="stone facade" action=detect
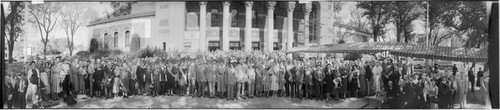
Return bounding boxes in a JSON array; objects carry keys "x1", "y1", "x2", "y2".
[{"x1": 87, "y1": 1, "x2": 371, "y2": 52}]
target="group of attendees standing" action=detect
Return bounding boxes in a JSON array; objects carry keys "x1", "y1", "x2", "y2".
[
  {"x1": 3, "y1": 51, "x2": 488, "y2": 109},
  {"x1": 381, "y1": 61, "x2": 487, "y2": 109}
]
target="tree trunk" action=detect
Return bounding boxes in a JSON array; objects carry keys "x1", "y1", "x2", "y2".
[
  {"x1": 43, "y1": 32, "x2": 49, "y2": 59},
  {"x1": 396, "y1": 28, "x2": 402, "y2": 42},
  {"x1": 43, "y1": 43, "x2": 47, "y2": 59},
  {"x1": 373, "y1": 30, "x2": 378, "y2": 42},
  {"x1": 8, "y1": 45, "x2": 13, "y2": 63},
  {"x1": 404, "y1": 30, "x2": 411, "y2": 43},
  {"x1": 69, "y1": 45, "x2": 73, "y2": 56},
  {"x1": 1, "y1": 4, "x2": 6, "y2": 63}
]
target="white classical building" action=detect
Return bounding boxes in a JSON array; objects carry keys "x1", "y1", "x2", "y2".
[{"x1": 87, "y1": 1, "x2": 371, "y2": 52}]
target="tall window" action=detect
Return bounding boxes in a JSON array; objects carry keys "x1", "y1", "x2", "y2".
[
  {"x1": 103, "y1": 33, "x2": 108, "y2": 48},
  {"x1": 273, "y1": 42, "x2": 279, "y2": 50},
  {"x1": 211, "y1": 9, "x2": 220, "y2": 27},
  {"x1": 252, "y1": 42, "x2": 260, "y2": 50},
  {"x1": 113, "y1": 32, "x2": 119, "y2": 48},
  {"x1": 125, "y1": 30, "x2": 130, "y2": 46},
  {"x1": 208, "y1": 41, "x2": 220, "y2": 52},
  {"x1": 229, "y1": 41, "x2": 240, "y2": 50}
]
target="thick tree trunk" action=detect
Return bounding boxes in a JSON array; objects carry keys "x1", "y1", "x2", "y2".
[
  {"x1": 43, "y1": 32, "x2": 49, "y2": 59},
  {"x1": 396, "y1": 28, "x2": 402, "y2": 42},
  {"x1": 404, "y1": 30, "x2": 411, "y2": 43},
  {"x1": 8, "y1": 46, "x2": 13, "y2": 63},
  {"x1": 69, "y1": 46, "x2": 73, "y2": 56}
]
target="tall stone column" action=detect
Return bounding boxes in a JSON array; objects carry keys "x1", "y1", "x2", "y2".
[
  {"x1": 222, "y1": 1, "x2": 230, "y2": 51},
  {"x1": 199, "y1": 1, "x2": 207, "y2": 51},
  {"x1": 244, "y1": 1, "x2": 253, "y2": 51},
  {"x1": 266, "y1": 1, "x2": 276, "y2": 51},
  {"x1": 304, "y1": 2, "x2": 312, "y2": 46},
  {"x1": 287, "y1": 2, "x2": 295, "y2": 51}
]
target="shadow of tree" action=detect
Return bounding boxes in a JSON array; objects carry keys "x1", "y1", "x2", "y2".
[{"x1": 54, "y1": 95, "x2": 370, "y2": 109}]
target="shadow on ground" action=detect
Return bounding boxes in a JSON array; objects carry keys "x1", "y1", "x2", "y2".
[{"x1": 52, "y1": 95, "x2": 372, "y2": 109}]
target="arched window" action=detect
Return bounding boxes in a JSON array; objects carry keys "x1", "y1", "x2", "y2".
[
  {"x1": 114, "y1": 32, "x2": 119, "y2": 48},
  {"x1": 125, "y1": 30, "x2": 130, "y2": 46},
  {"x1": 103, "y1": 33, "x2": 108, "y2": 48}
]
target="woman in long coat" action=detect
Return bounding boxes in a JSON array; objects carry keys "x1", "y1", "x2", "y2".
[
  {"x1": 121, "y1": 63, "x2": 130, "y2": 97},
  {"x1": 278, "y1": 64, "x2": 286, "y2": 96},
  {"x1": 70, "y1": 62, "x2": 80, "y2": 94},
  {"x1": 324, "y1": 64, "x2": 334, "y2": 100},
  {"x1": 372, "y1": 63, "x2": 383, "y2": 97},
  {"x1": 349, "y1": 65, "x2": 361, "y2": 97},
  {"x1": 51, "y1": 62, "x2": 61, "y2": 100},
  {"x1": 145, "y1": 65, "x2": 153, "y2": 95},
  {"x1": 153, "y1": 66, "x2": 161, "y2": 96},
  {"x1": 255, "y1": 65, "x2": 263, "y2": 97},
  {"x1": 304, "y1": 67, "x2": 313, "y2": 98},
  {"x1": 340, "y1": 66, "x2": 349, "y2": 98},
  {"x1": 78, "y1": 63, "x2": 87, "y2": 94},
  {"x1": 178, "y1": 65, "x2": 188, "y2": 96},
  {"x1": 455, "y1": 72, "x2": 468, "y2": 108},
  {"x1": 358, "y1": 64, "x2": 367, "y2": 96},
  {"x1": 217, "y1": 64, "x2": 226, "y2": 98},
  {"x1": 166, "y1": 64, "x2": 176, "y2": 95},
  {"x1": 263, "y1": 67, "x2": 271, "y2": 97},
  {"x1": 271, "y1": 70, "x2": 279, "y2": 97},
  {"x1": 112, "y1": 65, "x2": 122, "y2": 98}
]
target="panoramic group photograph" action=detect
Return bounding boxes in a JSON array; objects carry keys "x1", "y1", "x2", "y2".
[{"x1": 2, "y1": 0, "x2": 498, "y2": 109}]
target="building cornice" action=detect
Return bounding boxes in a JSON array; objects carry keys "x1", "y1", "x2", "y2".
[{"x1": 87, "y1": 11, "x2": 155, "y2": 27}]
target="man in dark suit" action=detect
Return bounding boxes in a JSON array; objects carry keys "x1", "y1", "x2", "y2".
[
  {"x1": 468, "y1": 67, "x2": 475, "y2": 92},
  {"x1": 452, "y1": 64, "x2": 458, "y2": 76},
  {"x1": 14, "y1": 73, "x2": 29, "y2": 109},
  {"x1": 364, "y1": 64, "x2": 373, "y2": 96},
  {"x1": 477, "y1": 68, "x2": 484, "y2": 88},
  {"x1": 4, "y1": 73, "x2": 15, "y2": 108}
]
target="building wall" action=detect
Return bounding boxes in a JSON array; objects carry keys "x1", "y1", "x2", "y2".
[
  {"x1": 89, "y1": 2, "x2": 361, "y2": 52},
  {"x1": 318, "y1": 1, "x2": 340, "y2": 45},
  {"x1": 89, "y1": 16, "x2": 153, "y2": 52},
  {"x1": 154, "y1": 2, "x2": 186, "y2": 51}
]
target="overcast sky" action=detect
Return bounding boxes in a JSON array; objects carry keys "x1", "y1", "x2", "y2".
[{"x1": 2, "y1": 2, "x2": 113, "y2": 51}]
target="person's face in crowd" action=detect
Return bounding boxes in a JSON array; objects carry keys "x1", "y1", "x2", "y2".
[{"x1": 5, "y1": 74, "x2": 11, "y2": 85}]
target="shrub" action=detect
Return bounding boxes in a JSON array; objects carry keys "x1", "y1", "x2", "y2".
[
  {"x1": 337, "y1": 39, "x2": 346, "y2": 44},
  {"x1": 136, "y1": 47, "x2": 167, "y2": 58},
  {"x1": 344, "y1": 53, "x2": 362, "y2": 61},
  {"x1": 74, "y1": 51, "x2": 91, "y2": 59},
  {"x1": 89, "y1": 38, "x2": 99, "y2": 53},
  {"x1": 111, "y1": 50, "x2": 123, "y2": 56},
  {"x1": 90, "y1": 50, "x2": 111, "y2": 59}
]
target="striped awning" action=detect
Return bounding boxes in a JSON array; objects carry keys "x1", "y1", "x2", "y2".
[
  {"x1": 288, "y1": 42, "x2": 488, "y2": 62},
  {"x1": 289, "y1": 42, "x2": 409, "y2": 54}
]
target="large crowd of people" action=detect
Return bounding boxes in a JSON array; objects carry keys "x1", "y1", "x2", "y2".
[{"x1": 3, "y1": 50, "x2": 488, "y2": 109}]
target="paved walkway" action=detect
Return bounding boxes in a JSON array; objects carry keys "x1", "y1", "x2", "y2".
[{"x1": 50, "y1": 95, "x2": 378, "y2": 109}]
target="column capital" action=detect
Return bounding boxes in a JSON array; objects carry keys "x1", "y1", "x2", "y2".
[
  {"x1": 223, "y1": 1, "x2": 230, "y2": 7},
  {"x1": 268, "y1": 1, "x2": 277, "y2": 10},
  {"x1": 288, "y1": 2, "x2": 296, "y2": 12},
  {"x1": 245, "y1": 1, "x2": 253, "y2": 7},
  {"x1": 200, "y1": 1, "x2": 207, "y2": 6}
]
